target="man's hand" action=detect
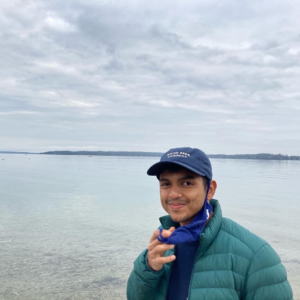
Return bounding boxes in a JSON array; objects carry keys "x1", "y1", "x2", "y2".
[{"x1": 147, "y1": 227, "x2": 176, "y2": 271}]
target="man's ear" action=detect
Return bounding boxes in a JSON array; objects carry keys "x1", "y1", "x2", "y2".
[{"x1": 207, "y1": 180, "x2": 217, "y2": 200}]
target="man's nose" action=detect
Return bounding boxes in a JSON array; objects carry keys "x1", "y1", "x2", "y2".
[{"x1": 168, "y1": 187, "x2": 182, "y2": 199}]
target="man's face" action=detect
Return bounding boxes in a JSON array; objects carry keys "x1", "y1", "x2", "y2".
[{"x1": 159, "y1": 168, "x2": 207, "y2": 226}]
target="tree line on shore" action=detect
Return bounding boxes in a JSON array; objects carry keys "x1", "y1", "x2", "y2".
[{"x1": 40, "y1": 151, "x2": 300, "y2": 160}]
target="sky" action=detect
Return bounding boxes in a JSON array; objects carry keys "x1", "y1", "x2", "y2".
[{"x1": 0, "y1": 0, "x2": 300, "y2": 155}]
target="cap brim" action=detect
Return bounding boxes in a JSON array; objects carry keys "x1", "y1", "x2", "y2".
[{"x1": 147, "y1": 161, "x2": 206, "y2": 178}]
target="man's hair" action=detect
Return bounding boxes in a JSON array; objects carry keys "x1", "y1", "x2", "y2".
[{"x1": 158, "y1": 163, "x2": 210, "y2": 190}]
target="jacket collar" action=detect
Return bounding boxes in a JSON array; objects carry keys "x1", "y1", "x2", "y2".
[{"x1": 159, "y1": 199, "x2": 222, "y2": 251}]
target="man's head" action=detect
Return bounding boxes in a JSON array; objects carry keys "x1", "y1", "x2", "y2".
[{"x1": 147, "y1": 147, "x2": 217, "y2": 225}]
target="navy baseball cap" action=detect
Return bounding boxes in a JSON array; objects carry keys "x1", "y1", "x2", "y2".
[{"x1": 147, "y1": 147, "x2": 212, "y2": 180}]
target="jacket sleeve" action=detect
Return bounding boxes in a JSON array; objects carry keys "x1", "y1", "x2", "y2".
[
  {"x1": 127, "y1": 249, "x2": 165, "y2": 300},
  {"x1": 243, "y1": 244, "x2": 293, "y2": 300}
]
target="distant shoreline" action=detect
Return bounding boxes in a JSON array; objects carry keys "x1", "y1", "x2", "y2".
[{"x1": 2, "y1": 150, "x2": 299, "y2": 161}]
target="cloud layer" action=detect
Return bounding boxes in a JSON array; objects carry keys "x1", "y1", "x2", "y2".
[{"x1": 1, "y1": 0, "x2": 300, "y2": 154}]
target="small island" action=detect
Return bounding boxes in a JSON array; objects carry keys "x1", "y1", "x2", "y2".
[{"x1": 40, "y1": 151, "x2": 300, "y2": 160}]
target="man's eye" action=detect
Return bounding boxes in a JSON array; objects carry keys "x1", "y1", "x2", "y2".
[
  {"x1": 183, "y1": 181, "x2": 193, "y2": 186},
  {"x1": 160, "y1": 182, "x2": 169, "y2": 187}
]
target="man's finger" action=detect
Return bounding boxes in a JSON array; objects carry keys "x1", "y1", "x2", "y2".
[
  {"x1": 148, "y1": 228, "x2": 166, "y2": 249},
  {"x1": 156, "y1": 255, "x2": 176, "y2": 264},
  {"x1": 169, "y1": 226, "x2": 176, "y2": 232},
  {"x1": 149, "y1": 226, "x2": 176, "y2": 249},
  {"x1": 149, "y1": 229, "x2": 160, "y2": 243},
  {"x1": 148, "y1": 238, "x2": 174, "y2": 251},
  {"x1": 149, "y1": 243, "x2": 174, "y2": 253},
  {"x1": 160, "y1": 227, "x2": 175, "y2": 239}
]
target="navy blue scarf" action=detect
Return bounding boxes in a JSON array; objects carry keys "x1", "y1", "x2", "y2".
[{"x1": 157, "y1": 182, "x2": 212, "y2": 244}]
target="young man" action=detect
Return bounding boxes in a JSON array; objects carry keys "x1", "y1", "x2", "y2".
[{"x1": 127, "y1": 147, "x2": 293, "y2": 300}]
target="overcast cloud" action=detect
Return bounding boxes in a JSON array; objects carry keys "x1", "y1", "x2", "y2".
[{"x1": 0, "y1": 0, "x2": 300, "y2": 154}]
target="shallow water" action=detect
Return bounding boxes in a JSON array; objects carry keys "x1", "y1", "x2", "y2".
[{"x1": 0, "y1": 154, "x2": 299, "y2": 299}]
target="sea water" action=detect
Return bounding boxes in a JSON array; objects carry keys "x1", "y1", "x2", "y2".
[{"x1": 0, "y1": 154, "x2": 299, "y2": 299}]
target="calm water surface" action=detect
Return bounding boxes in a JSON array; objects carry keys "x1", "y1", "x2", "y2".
[{"x1": 0, "y1": 154, "x2": 299, "y2": 299}]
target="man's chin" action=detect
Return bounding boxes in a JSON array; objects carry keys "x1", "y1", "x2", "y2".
[
  {"x1": 169, "y1": 214, "x2": 181, "y2": 223},
  {"x1": 169, "y1": 214, "x2": 187, "y2": 224},
  {"x1": 169, "y1": 213, "x2": 195, "y2": 226}
]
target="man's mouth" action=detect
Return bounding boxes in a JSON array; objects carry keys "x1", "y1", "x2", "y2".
[
  {"x1": 169, "y1": 203, "x2": 185, "y2": 209},
  {"x1": 166, "y1": 200, "x2": 187, "y2": 210}
]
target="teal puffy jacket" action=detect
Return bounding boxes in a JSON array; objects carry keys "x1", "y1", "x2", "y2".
[{"x1": 127, "y1": 200, "x2": 293, "y2": 300}]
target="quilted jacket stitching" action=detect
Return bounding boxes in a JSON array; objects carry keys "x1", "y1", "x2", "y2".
[
  {"x1": 193, "y1": 269, "x2": 246, "y2": 279},
  {"x1": 247, "y1": 262, "x2": 281, "y2": 280},
  {"x1": 219, "y1": 228, "x2": 267, "y2": 255},
  {"x1": 201, "y1": 252, "x2": 251, "y2": 262},
  {"x1": 246, "y1": 278, "x2": 290, "y2": 298},
  {"x1": 246, "y1": 244, "x2": 278, "y2": 277}
]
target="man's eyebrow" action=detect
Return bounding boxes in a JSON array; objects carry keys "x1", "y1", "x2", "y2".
[
  {"x1": 180, "y1": 175, "x2": 197, "y2": 180},
  {"x1": 159, "y1": 174, "x2": 197, "y2": 182},
  {"x1": 159, "y1": 177, "x2": 169, "y2": 182}
]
